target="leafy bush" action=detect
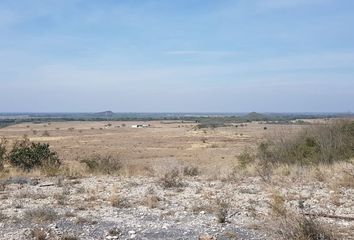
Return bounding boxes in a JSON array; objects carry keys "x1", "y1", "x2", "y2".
[
  {"x1": 8, "y1": 138, "x2": 61, "y2": 171},
  {"x1": 258, "y1": 121, "x2": 354, "y2": 166},
  {"x1": 80, "y1": 154, "x2": 122, "y2": 175}
]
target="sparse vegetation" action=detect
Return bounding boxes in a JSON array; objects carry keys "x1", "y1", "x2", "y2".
[
  {"x1": 23, "y1": 207, "x2": 59, "y2": 223},
  {"x1": 30, "y1": 227, "x2": 47, "y2": 240},
  {"x1": 275, "y1": 215, "x2": 337, "y2": 240},
  {"x1": 258, "y1": 121, "x2": 354, "y2": 167},
  {"x1": 0, "y1": 118, "x2": 353, "y2": 238},
  {"x1": 183, "y1": 166, "x2": 199, "y2": 176},
  {"x1": 237, "y1": 148, "x2": 256, "y2": 168},
  {"x1": 269, "y1": 192, "x2": 287, "y2": 217},
  {"x1": 110, "y1": 194, "x2": 131, "y2": 208},
  {"x1": 214, "y1": 199, "x2": 229, "y2": 223},
  {"x1": 80, "y1": 154, "x2": 122, "y2": 175},
  {"x1": 160, "y1": 168, "x2": 184, "y2": 188}
]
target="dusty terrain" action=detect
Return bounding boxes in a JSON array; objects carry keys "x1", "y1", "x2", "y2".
[{"x1": 0, "y1": 121, "x2": 353, "y2": 239}]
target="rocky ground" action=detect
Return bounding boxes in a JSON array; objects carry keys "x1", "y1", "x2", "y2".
[{"x1": 1, "y1": 174, "x2": 353, "y2": 240}]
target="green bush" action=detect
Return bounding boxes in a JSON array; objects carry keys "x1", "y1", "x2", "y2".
[{"x1": 8, "y1": 138, "x2": 61, "y2": 171}]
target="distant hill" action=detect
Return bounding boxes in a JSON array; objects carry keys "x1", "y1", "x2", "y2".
[
  {"x1": 243, "y1": 112, "x2": 268, "y2": 121},
  {"x1": 94, "y1": 111, "x2": 114, "y2": 117}
]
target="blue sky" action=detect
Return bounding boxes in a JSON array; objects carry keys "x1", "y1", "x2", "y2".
[{"x1": 0, "y1": 0, "x2": 353, "y2": 112}]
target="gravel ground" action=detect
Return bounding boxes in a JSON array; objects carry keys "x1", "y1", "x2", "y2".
[{"x1": 0, "y1": 175, "x2": 353, "y2": 239}]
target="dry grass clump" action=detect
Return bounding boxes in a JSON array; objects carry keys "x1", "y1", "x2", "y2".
[
  {"x1": 143, "y1": 192, "x2": 160, "y2": 209},
  {"x1": 269, "y1": 192, "x2": 287, "y2": 217},
  {"x1": 214, "y1": 199, "x2": 229, "y2": 223},
  {"x1": 61, "y1": 234, "x2": 79, "y2": 240},
  {"x1": 237, "y1": 148, "x2": 256, "y2": 169},
  {"x1": 266, "y1": 191, "x2": 338, "y2": 240},
  {"x1": 160, "y1": 168, "x2": 184, "y2": 189},
  {"x1": 183, "y1": 166, "x2": 200, "y2": 176},
  {"x1": 336, "y1": 170, "x2": 354, "y2": 188},
  {"x1": 80, "y1": 154, "x2": 122, "y2": 175},
  {"x1": 60, "y1": 161, "x2": 86, "y2": 179},
  {"x1": 15, "y1": 190, "x2": 48, "y2": 200},
  {"x1": 109, "y1": 194, "x2": 131, "y2": 208},
  {"x1": 75, "y1": 216, "x2": 97, "y2": 225},
  {"x1": 275, "y1": 215, "x2": 337, "y2": 240},
  {"x1": 54, "y1": 190, "x2": 69, "y2": 205},
  {"x1": 23, "y1": 207, "x2": 59, "y2": 223},
  {"x1": 30, "y1": 227, "x2": 47, "y2": 240}
]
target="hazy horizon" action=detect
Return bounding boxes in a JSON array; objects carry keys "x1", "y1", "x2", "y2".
[{"x1": 1, "y1": 0, "x2": 354, "y2": 112}]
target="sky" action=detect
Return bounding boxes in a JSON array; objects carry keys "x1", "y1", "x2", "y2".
[{"x1": 0, "y1": 0, "x2": 354, "y2": 113}]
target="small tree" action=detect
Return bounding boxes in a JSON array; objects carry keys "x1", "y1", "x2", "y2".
[{"x1": 8, "y1": 138, "x2": 61, "y2": 171}]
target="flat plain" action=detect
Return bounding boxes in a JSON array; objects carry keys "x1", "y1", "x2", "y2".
[{"x1": 0, "y1": 120, "x2": 353, "y2": 239}]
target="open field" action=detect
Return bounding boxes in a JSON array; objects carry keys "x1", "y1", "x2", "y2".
[
  {"x1": 0, "y1": 121, "x2": 303, "y2": 176},
  {"x1": 0, "y1": 120, "x2": 353, "y2": 239}
]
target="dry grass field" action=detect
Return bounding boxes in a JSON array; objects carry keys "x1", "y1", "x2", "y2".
[
  {"x1": 0, "y1": 121, "x2": 303, "y2": 177},
  {"x1": 0, "y1": 120, "x2": 353, "y2": 239}
]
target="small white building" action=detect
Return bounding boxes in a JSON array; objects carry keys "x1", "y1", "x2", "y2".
[{"x1": 131, "y1": 124, "x2": 150, "y2": 128}]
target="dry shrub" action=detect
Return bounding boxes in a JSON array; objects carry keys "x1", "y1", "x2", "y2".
[
  {"x1": 54, "y1": 190, "x2": 68, "y2": 205},
  {"x1": 160, "y1": 168, "x2": 184, "y2": 188},
  {"x1": 60, "y1": 161, "x2": 86, "y2": 179},
  {"x1": 214, "y1": 199, "x2": 229, "y2": 223},
  {"x1": 144, "y1": 194, "x2": 160, "y2": 209},
  {"x1": 267, "y1": 191, "x2": 338, "y2": 240},
  {"x1": 258, "y1": 120, "x2": 354, "y2": 168},
  {"x1": 30, "y1": 227, "x2": 47, "y2": 240},
  {"x1": 237, "y1": 148, "x2": 256, "y2": 169},
  {"x1": 276, "y1": 215, "x2": 337, "y2": 240},
  {"x1": 23, "y1": 207, "x2": 59, "y2": 223},
  {"x1": 183, "y1": 166, "x2": 200, "y2": 176},
  {"x1": 109, "y1": 194, "x2": 130, "y2": 208},
  {"x1": 80, "y1": 154, "x2": 122, "y2": 175},
  {"x1": 269, "y1": 192, "x2": 287, "y2": 217},
  {"x1": 337, "y1": 170, "x2": 354, "y2": 188}
]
